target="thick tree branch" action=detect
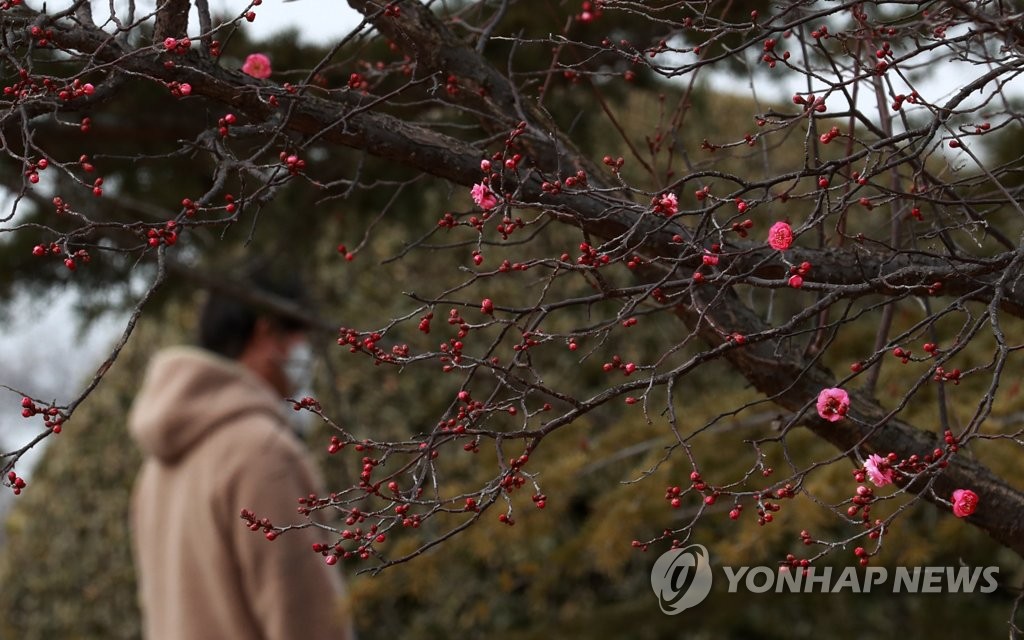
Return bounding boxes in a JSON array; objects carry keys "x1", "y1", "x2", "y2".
[{"x1": 683, "y1": 284, "x2": 1024, "y2": 557}]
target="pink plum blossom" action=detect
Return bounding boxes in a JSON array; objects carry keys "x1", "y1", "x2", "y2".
[
  {"x1": 471, "y1": 183, "x2": 498, "y2": 210},
  {"x1": 652, "y1": 192, "x2": 678, "y2": 216},
  {"x1": 242, "y1": 53, "x2": 272, "y2": 79},
  {"x1": 952, "y1": 489, "x2": 978, "y2": 518},
  {"x1": 816, "y1": 387, "x2": 849, "y2": 422},
  {"x1": 768, "y1": 221, "x2": 793, "y2": 250},
  {"x1": 864, "y1": 454, "x2": 894, "y2": 487}
]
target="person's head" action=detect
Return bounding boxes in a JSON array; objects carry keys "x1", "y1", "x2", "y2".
[{"x1": 197, "y1": 267, "x2": 314, "y2": 397}]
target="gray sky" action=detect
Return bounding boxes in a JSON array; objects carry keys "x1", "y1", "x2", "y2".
[
  {"x1": 207, "y1": 0, "x2": 363, "y2": 44},
  {"x1": 0, "y1": 289, "x2": 124, "y2": 476}
]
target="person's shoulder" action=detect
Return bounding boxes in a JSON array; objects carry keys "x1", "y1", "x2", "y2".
[
  {"x1": 203, "y1": 411, "x2": 309, "y2": 473},
  {"x1": 202, "y1": 412, "x2": 325, "y2": 505},
  {"x1": 196, "y1": 412, "x2": 323, "y2": 527}
]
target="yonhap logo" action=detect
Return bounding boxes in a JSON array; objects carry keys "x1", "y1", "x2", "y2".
[
  {"x1": 650, "y1": 545, "x2": 1000, "y2": 614},
  {"x1": 649, "y1": 544, "x2": 714, "y2": 614}
]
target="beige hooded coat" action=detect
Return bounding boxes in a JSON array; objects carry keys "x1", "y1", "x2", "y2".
[{"x1": 129, "y1": 347, "x2": 352, "y2": 640}]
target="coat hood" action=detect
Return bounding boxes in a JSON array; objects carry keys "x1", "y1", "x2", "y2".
[{"x1": 129, "y1": 346, "x2": 288, "y2": 462}]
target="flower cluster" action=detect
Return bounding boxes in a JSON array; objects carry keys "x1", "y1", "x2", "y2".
[
  {"x1": 952, "y1": 489, "x2": 978, "y2": 518},
  {"x1": 768, "y1": 221, "x2": 793, "y2": 250},
  {"x1": 242, "y1": 53, "x2": 272, "y2": 79},
  {"x1": 470, "y1": 183, "x2": 498, "y2": 210},
  {"x1": 863, "y1": 454, "x2": 894, "y2": 487},
  {"x1": 651, "y1": 192, "x2": 678, "y2": 216},
  {"x1": 815, "y1": 387, "x2": 849, "y2": 422}
]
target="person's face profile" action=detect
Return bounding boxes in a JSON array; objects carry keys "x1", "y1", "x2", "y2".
[{"x1": 250, "y1": 319, "x2": 311, "y2": 397}]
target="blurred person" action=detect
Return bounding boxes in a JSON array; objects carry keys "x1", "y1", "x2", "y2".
[{"x1": 128, "y1": 270, "x2": 353, "y2": 640}]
